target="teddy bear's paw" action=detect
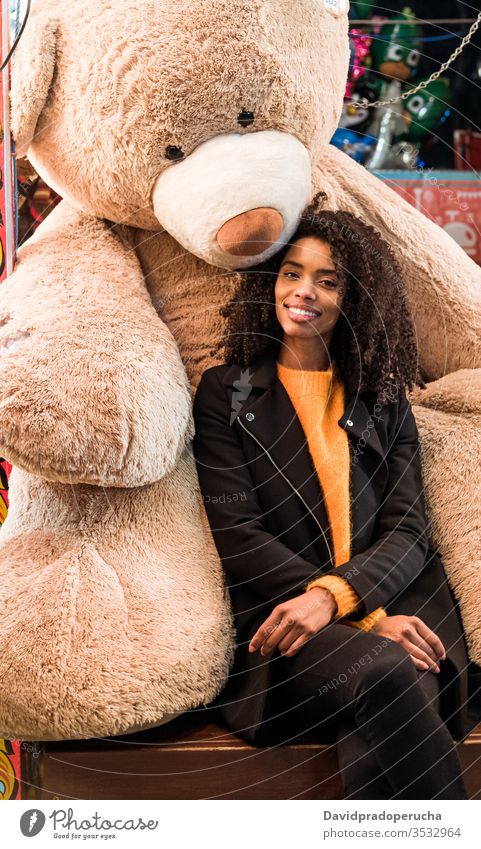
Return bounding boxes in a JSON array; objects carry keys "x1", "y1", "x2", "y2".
[
  {"x1": 0, "y1": 339, "x2": 194, "y2": 487},
  {"x1": 0, "y1": 267, "x2": 194, "y2": 487}
]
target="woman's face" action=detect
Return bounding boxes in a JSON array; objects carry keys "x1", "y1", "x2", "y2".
[{"x1": 274, "y1": 237, "x2": 345, "y2": 345}]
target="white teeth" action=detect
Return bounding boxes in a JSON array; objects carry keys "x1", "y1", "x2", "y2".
[{"x1": 288, "y1": 306, "x2": 318, "y2": 317}]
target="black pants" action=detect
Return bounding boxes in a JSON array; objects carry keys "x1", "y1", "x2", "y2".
[{"x1": 261, "y1": 620, "x2": 467, "y2": 800}]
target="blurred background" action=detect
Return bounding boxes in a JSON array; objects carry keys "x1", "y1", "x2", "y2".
[{"x1": 331, "y1": 2, "x2": 481, "y2": 263}]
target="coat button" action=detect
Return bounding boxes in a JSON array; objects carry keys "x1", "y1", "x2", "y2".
[
  {"x1": 346, "y1": 419, "x2": 353, "y2": 427},
  {"x1": 245, "y1": 412, "x2": 255, "y2": 422}
]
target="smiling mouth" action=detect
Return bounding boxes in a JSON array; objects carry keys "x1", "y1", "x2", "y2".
[{"x1": 284, "y1": 304, "x2": 321, "y2": 319}]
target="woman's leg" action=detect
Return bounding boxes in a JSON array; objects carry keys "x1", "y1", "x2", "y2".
[
  {"x1": 335, "y1": 721, "x2": 392, "y2": 799},
  {"x1": 347, "y1": 641, "x2": 466, "y2": 799},
  {"x1": 335, "y1": 668, "x2": 443, "y2": 800},
  {"x1": 265, "y1": 621, "x2": 466, "y2": 800}
]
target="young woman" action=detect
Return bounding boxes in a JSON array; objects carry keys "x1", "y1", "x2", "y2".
[{"x1": 192, "y1": 206, "x2": 480, "y2": 799}]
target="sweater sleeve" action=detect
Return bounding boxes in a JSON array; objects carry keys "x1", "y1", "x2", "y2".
[
  {"x1": 305, "y1": 574, "x2": 361, "y2": 617},
  {"x1": 305, "y1": 575, "x2": 387, "y2": 631},
  {"x1": 344, "y1": 607, "x2": 388, "y2": 632}
]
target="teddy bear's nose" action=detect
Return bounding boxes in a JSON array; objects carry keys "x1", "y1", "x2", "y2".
[{"x1": 216, "y1": 208, "x2": 284, "y2": 256}]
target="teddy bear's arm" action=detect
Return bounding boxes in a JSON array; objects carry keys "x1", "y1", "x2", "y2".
[
  {"x1": 316, "y1": 145, "x2": 481, "y2": 380},
  {"x1": 0, "y1": 202, "x2": 193, "y2": 487}
]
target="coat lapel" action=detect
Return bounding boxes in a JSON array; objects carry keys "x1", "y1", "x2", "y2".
[{"x1": 222, "y1": 356, "x2": 388, "y2": 564}]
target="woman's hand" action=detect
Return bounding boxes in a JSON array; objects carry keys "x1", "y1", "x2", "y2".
[
  {"x1": 248, "y1": 587, "x2": 337, "y2": 658},
  {"x1": 371, "y1": 614, "x2": 446, "y2": 673}
]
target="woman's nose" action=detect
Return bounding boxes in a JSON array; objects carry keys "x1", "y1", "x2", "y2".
[{"x1": 294, "y1": 279, "x2": 316, "y2": 300}]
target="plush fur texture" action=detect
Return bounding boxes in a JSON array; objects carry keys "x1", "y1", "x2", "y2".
[
  {"x1": 0, "y1": 204, "x2": 193, "y2": 486},
  {"x1": 0, "y1": 0, "x2": 480, "y2": 740},
  {"x1": 14, "y1": 0, "x2": 349, "y2": 229},
  {"x1": 0, "y1": 452, "x2": 234, "y2": 740},
  {"x1": 412, "y1": 372, "x2": 481, "y2": 664}
]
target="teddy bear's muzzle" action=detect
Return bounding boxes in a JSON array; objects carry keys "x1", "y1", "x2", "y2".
[
  {"x1": 151, "y1": 129, "x2": 312, "y2": 270},
  {"x1": 216, "y1": 207, "x2": 284, "y2": 257}
]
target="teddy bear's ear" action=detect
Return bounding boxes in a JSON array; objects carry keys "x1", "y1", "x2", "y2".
[{"x1": 10, "y1": 14, "x2": 57, "y2": 157}]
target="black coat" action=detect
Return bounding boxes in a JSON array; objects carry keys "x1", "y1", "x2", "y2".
[{"x1": 192, "y1": 357, "x2": 481, "y2": 745}]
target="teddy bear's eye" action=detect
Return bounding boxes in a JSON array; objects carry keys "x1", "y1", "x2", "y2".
[
  {"x1": 238, "y1": 110, "x2": 255, "y2": 128},
  {"x1": 165, "y1": 145, "x2": 185, "y2": 161}
]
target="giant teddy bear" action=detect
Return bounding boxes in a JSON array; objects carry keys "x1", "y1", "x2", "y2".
[{"x1": 0, "y1": 0, "x2": 480, "y2": 740}]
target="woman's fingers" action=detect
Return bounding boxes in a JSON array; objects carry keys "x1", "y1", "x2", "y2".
[
  {"x1": 262, "y1": 618, "x2": 302, "y2": 655},
  {"x1": 412, "y1": 617, "x2": 446, "y2": 660},
  {"x1": 277, "y1": 626, "x2": 304, "y2": 654},
  {"x1": 408, "y1": 655, "x2": 430, "y2": 672},
  {"x1": 406, "y1": 631, "x2": 440, "y2": 667},
  {"x1": 281, "y1": 634, "x2": 309, "y2": 658},
  {"x1": 249, "y1": 612, "x2": 292, "y2": 655},
  {"x1": 404, "y1": 640, "x2": 440, "y2": 673}
]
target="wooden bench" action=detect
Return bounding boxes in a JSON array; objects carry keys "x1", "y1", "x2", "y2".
[{"x1": 19, "y1": 712, "x2": 481, "y2": 800}]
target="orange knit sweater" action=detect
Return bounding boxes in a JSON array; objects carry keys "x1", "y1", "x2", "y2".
[{"x1": 277, "y1": 361, "x2": 386, "y2": 632}]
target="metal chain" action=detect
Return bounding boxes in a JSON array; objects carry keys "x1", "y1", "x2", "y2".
[{"x1": 355, "y1": 10, "x2": 481, "y2": 109}]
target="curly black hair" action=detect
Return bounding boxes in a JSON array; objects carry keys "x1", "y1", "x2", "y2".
[{"x1": 215, "y1": 199, "x2": 424, "y2": 404}]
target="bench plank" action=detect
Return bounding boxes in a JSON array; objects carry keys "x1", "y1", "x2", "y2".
[{"x1": 19, "y1": 714, "x2": 481, "y2": 800}]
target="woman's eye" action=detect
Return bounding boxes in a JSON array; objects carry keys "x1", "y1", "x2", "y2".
[
  {"x1": 165, "y1": 145, "x2": 185, "y2": 161},
  {"x1": 284, "y1": 271, "x2": 299, "y2": 279},
  {"x1": 319, "y1": 278, "x2": 338, "y2": 289}
]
